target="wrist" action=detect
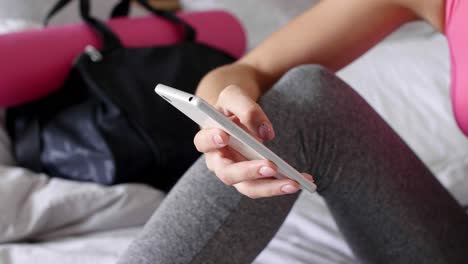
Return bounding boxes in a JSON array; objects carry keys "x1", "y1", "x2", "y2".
[
  {"x1": 235, "y1": 61, "x2": 277, "y2": 96},
  {"x1": 195, "y1": 63, "x2": 266, "y2": 105}
]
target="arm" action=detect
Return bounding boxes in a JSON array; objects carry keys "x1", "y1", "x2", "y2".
[
  {"x1": 194, "y1": 0, "x2": 420, "y2": 198},
  {"x1": 196, "y1": 0, "x2": 417, "y2": 105}
]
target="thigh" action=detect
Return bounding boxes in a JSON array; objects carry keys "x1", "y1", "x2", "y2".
[{"x1": 261, "y1": 65, "x2": 468, "y2": 264}]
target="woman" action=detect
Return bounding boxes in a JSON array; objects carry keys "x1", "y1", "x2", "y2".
[{"x1": 119, "y1": 0, "x2": 468, "y2": 263}]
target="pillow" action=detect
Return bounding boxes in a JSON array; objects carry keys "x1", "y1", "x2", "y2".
[{"x1": 181, "y1": 0, "x2": 319, "y2": 50}]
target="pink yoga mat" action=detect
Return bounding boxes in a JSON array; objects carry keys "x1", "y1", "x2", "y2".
[{"x1": 0, "y1": 10, "x2": 246, "y2": 107}]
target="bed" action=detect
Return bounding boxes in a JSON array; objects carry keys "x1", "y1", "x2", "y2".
[{"x1": 1, "y1": 1, "x2": 467, "y2": 263}]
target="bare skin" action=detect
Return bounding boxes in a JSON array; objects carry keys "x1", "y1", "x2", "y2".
[{"x1": 193, "y1": 0, "x2": 446, "y2": 199}]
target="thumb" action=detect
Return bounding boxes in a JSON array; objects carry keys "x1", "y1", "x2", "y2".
[{"x1": 217, "y1": 85, "x2": 275, "y2": 141}]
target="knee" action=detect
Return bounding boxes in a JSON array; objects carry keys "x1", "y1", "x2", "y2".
[
  {"x1": 277, "y1": 64, "x2": 336, "y2": 98},
  {"x1": 284, "y1": 64, "x2": 334, "y2": 80},
  {"x1": 275, "y1": 64, "x2": 346, "y2": 102},
  {"x1": 265, "y1": 64, "x2": 363, "y2": 121}
]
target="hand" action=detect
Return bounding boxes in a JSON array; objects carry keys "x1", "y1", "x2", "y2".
[{"x1": 194, "y1": 85, "x2": 306, "y2": 198}]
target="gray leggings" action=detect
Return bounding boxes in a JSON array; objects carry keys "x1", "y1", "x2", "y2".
[{"x1": 118, "y1": 65, "x2": 468, "y2": 264}]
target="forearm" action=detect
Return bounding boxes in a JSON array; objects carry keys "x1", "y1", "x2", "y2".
[
  {"x1": 196, "y1": 0, "x2": 417, "y2": 104},
  {"x1": 242, "y1": 0, "x2": 416, "y2": 79}
]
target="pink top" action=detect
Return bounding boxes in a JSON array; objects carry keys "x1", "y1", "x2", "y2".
[
  {"x1": 0, "y1": 11, "x2": 246, "y2": 107},
  {"x1": 446, "y1": 0, "x2": 468, "y2": 136}
]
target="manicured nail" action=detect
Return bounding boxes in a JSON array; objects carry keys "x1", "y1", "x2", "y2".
[
  {"x1": 281, "y1": 185, "x2": 299, "y2": 194},
  {"x1": 304, "y1": 174, "x2": 315, "y2": 183},
  {"x1": 258, "y1": 123, "x2": 274, "y2": 140},
  {"x1": 259, "y1": 166, "x2": 276, "y2": 177},
  {"x1": 223, "y1": 108, "x2": 232, "y2": 116},
  {"x1": 213, "y1": 134, "x2": 226, "y2": 147}
]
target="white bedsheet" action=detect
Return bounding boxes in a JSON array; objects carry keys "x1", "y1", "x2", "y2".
[
  {"x1": 1, "y1": 18, "x2": 467, "y2": 264},
  {"x1": 0, "y1": 111, "x2": 165, "y2": 264},
  {"x1": 0, "y1": 164, "x2": 164, "y2": 243}
]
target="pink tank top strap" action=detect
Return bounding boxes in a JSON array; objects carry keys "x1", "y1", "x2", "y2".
[{"x1": 445, "y1": 0, "x2": 468, "y2": 136}]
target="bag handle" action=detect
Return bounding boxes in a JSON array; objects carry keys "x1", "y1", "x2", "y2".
[
  {"x1": 110, "y1": 0, "x2": 196, "y2": 41},
  {"x1": 45, "y1": 0, "x2": 196, "y2": 48},
  {"x1": 79, "y1": 0, "x2": 125, "y2": 50},
  {"x1": 110, "y1": 0, "x2": 131, "y2": 18},
  {"x1": 43, "y1": 0, "x2": 72, "y2": 26},
  {"x1": 44, "y1": 0, "x2": 124, "y2": 51}
]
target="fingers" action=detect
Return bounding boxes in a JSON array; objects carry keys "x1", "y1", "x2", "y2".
[
  {"x1": 234, "y1": 179, "x2": 301, "y2": 199},
  {"x1": 195, "y1": 84, "x2": 295, "y2": 199},
  {"x1": 205, "y1": 149, "x2": 302, "y2": 198},
  {"x1": 214, "y1": 159, "x2": 278, "y2": 186},
  {"x1": 194, "y1": 128, "x2": 229, "y2": 153},
  {"x1": 194, "y1": 84, "x2": 274, "y2": 155},
  {"x1": 217, "y1": 85, "x2": 275, "y2": 141},
  {"x1": 302, "y1": 173, "x2": 315, "y2": 184}
]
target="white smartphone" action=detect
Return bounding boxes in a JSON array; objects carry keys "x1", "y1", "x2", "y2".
[{"x1": 155, "y1": 84, "x2": 317, "y2": 193}]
